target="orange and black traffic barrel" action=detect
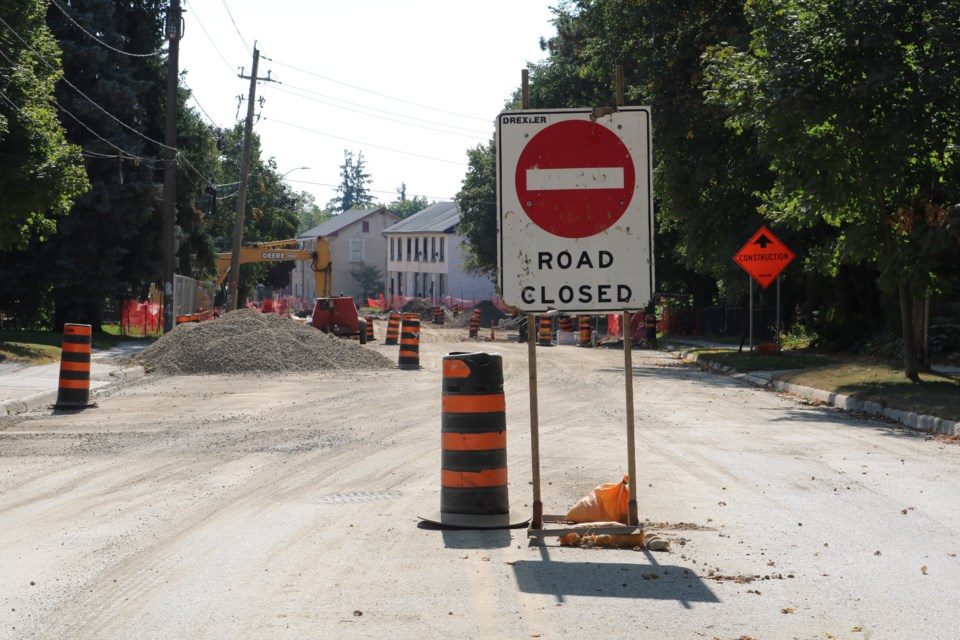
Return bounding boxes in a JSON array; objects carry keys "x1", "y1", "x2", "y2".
[
  {"x1": 54, "y1": 323, "x2": 95, "y2": 409},
  {"x1": 468, "y1": 311, "x2": 480, "y2": 338},
  {"x1": 398, "y1": 313, "x2": 421, "y2": 370},
  {"x1": 645, "y1": 311, "x2": 657, "y2": 343},
  {"x1": 578, "y1": 315, "x2": 593, "y2": 347},
  {"x1": 558, "y1": 315, "x2": 573, "y2": 333},
  {"x1": 537, "y1": 315, "x2": 553, "y2": 346},
  {"x1": 365, "y1": 316, "x2": 376, "y2": 342},
  {"x1": 419, "y1": 352, "x2": 527, "y2": 529},
  {"x1": 434, "y1": 306, "x2": 444, "y2": 326},
  {"x1": 384, "y1": 311, "x2": 401, "y2": 345}
]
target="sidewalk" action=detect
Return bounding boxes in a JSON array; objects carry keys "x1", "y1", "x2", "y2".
[
  {"x1": 0, "y1": 343, "x2": 146, "y2": 416},
  {"x1": 665, "y1": 339, "x2": 959, "y2": 437}
]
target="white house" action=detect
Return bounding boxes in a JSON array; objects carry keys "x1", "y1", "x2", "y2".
[
  {"x1": 382, "y1": 201, "x2": 495, "y2": 303},
  {"x1": 292, "y1": 207, "x2": 400, "y2": 302}
]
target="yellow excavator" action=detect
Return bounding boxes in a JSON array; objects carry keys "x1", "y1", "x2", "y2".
[
  {"x1": 214, "y1": 237, "x2": 332, "y2": 299},
  {"x1": 211, "y1": 237, "x2": 367, "y2": 342}
]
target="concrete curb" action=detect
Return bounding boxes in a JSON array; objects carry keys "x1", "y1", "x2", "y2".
[
  {"x1": 0, "y1": 365, "x2": 145, "y2": 417},
  {"x1": 677, "y1": 350, "x2": 959, "y2": 437}
]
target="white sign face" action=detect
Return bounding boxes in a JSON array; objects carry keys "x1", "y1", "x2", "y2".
[{"x1": 496, "y1": 107, "x2": 654, "y2": 312}]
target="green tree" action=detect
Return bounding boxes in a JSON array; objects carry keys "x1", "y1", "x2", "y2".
[
  {"x1": 455, "y1": 141, "x2": 497, "y2": 277},
  {"x1": 703, "y1": 0, "x2": 960, "y2": 380},
  {"x1": 42, "y1": 0, "x2": 168, "y2": 329},
  {"x1": 327, "y1": 149, "x2": 373, "y2": 213},
  {"x1": 204, "y1": 124, "x2": 302, "y2": 301},
  {"x1": 389, "y1": 182, "x2": 429, "y2": 218},
  {"x1": 0, "y1": 0, "x2": 88, "y2": 250},
  {"x1": 173, "y1": 87, "x2": 221, "y2": 282},
  {"x1": 349, "y1": 263, "x2": 383, "y2": 300}
]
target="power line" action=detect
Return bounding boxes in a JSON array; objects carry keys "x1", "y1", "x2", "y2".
[
  {"x1": 54, "y1": 98, "x2": 157, "y2": 163},
  {"x1": 262, "y1": 55, "x2": 492, "y2": 124},
  {"x1": 49, "y1": 0, "x2": 166, "y2": 58},
  {"x1": 286, "y1": 178, "x2": 454, "y2": 202},
  {"x1": 261, "y1": 116, "x2": 469, "y2": 166},
  {"x1": 218, "y1": 0, "x2": 251, "y2": 55},
  {"x1": 183, "y1": 0, "x2": 236, "y2": 73},
  {"x1": 0, "y1": 14, "x2": 176, "y2": 153},
  {"x1": 181, "y1": 76, "x2": 220, "y2": 127},
  {"x1": 269, "y1": 83, "x2": 490, "y2": 138}
]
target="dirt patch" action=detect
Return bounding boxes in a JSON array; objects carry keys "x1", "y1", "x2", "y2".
[{"x1": 126, "y1": 309, "x2": 394, "y2": 375}]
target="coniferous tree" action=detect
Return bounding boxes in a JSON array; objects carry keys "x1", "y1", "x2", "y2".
[
  {"x1": 43, "y1": 0, "x2": 168, "y2": 329},
  {"x1": 328, "y1": 149, "x2": 373, "y2": 212}
]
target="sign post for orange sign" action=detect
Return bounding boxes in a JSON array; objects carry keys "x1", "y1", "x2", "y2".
[{"x1": 734, "y1": 226, "x2": 795, "y2": 289}]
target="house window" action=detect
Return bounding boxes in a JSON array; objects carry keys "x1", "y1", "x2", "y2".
[
  {"x1": 439, "y1": 237, "x2": 445, "y2": 262},
  {"x1": 362, "y1": 221, "x2": 370, "y2": 233},
  {"x1": 349, "y1": 239, "x2": 364, "y2": 262},
  {"x1": 389, "y1": 237, "x2": 394, "y2": 261},
  {"x1": 414, "y1": 273, "x2": 420, "y2": 296},
  {"x1": 406, "y1": 237, "x2": 412, "y2": 261},
  {"x1": 431, "y1": 237, "x2": 436, "y2": 262},
  {"x1": 415, "y1": 237, "x2": 420, "y2": 260}
]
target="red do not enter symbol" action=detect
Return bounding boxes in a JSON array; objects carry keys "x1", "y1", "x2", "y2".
[{"x1": 515, "y1": 119, "x2": 636, "y2": 239}]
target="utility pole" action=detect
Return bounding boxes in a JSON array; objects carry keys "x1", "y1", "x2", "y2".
[
  {"x1": 162, "y1": 0, "x2": 183, "y2": 332},
  {"x1": 226, "y1": 43, "x2": 276, "y2": 312}
]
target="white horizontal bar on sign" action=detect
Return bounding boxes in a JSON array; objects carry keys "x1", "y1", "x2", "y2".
[{"x1": 526, "y1": 167, "x2": 624, "y2": 191}]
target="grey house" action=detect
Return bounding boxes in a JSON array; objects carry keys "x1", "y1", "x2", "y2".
[
  {"x1": 382, "y1": 201, "x2": 495, "y2": 303},
  {"x1": 292, "y1": 207, "x2": 400, "y2": 302}
]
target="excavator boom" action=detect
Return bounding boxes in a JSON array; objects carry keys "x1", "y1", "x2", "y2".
[{"x1": 214, "y1": 238, "x2": 331, "y2": 299}]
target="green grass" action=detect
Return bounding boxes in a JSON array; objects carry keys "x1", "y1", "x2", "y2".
[
  {"x1": 0, "y1": 329, "x2": 144, "y2": 365},
  {"x1": 671, "y1": 342, "x2": 960, "y2": 422},
  {"x1": 678, "y1": 347, "x2": 838, "y2": 371}
]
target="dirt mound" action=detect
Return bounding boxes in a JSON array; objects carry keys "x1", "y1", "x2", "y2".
[
  {"x1": 446, "y1": 300, "x2": 508, "y2": 328},
  {"x1": 400, "y1": 298, "x2": 435, "y2": 319},
  {"x1": 130, "y1": 309, "x2": 394, "y2": 375}
]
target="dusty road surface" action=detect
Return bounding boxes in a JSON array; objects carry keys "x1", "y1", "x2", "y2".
[{"x1": 2, "y1": 323, "x2": 959, "y2": 640}]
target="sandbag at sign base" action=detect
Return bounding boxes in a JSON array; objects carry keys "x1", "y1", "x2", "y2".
[{"x1": 566, "y1": 475, "x2": 630, "y2": 524}]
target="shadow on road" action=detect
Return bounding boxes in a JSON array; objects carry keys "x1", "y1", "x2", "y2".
[
  {"x1": 416, "y1": 521, "x2": 515, "y2": 550},
  {"x1": 511, "y1": 548, "x2": 718, "y2": 607}
]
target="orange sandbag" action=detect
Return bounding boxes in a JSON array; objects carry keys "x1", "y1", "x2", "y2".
[{"x1": 566, "y1": 475, "x2": 630, "y2": 524}]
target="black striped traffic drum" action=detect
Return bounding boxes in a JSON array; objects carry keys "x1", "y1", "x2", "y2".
[
  {"x1": 384, "y1": 312, "x2": 401, "y2": 345},
  {"x1": 420, "y1": 352, "x2": 527, "y2": 529},
  {"x1": 537, "y1": 315, "x2": 553, "y2": 346},
  {"x1": 54, "y1": 323, "x2": 96, "y2": 409},
  {"x1": 365, "y1": 316, "x2": 375, "y2": 341},
  {"x1": 398, "y1": 313, "x2": 421, "y2": 370},
  {"x1": 578, "y1": 315, "x2": 593, "y2": 347}
]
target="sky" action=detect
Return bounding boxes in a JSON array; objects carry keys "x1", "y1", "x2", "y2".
[{"x1": 177, "y1": 0, "x2": 559, "y2": 209}]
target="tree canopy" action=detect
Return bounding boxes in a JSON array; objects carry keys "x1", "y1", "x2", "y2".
[{"x1": 0, "y1": 0, "x2": 88, "y2": 250}]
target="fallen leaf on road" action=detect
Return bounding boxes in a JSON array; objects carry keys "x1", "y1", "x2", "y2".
[
  {"x1": 852, "y1": 627, "x2": 863, "y2": 632},
  {"x1": 921, "y1": 565, "x2": 928, "y2": 575},
  {"x1": 353, "y1": 610, "x2": 363, "y2": 617},
  {"x1": 781, "y1": 607, "x2": 795, "y2": 614}
]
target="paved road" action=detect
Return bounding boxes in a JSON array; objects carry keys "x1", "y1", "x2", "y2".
[{"x1": 1, "y1": 328, "x2": 958, "y2": 640}]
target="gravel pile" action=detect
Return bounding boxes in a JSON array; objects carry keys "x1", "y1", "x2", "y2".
[
  {"x1": 131, "y1": 309, "x2": 394, "y2": 375},
  {"x1": 400, "y1": 298, "x2": 435, "y2": 319}
]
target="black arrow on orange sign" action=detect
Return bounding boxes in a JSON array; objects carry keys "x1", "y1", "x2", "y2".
[{"x1": 754, "y1": 234, "x2": 773, "y2": 249}]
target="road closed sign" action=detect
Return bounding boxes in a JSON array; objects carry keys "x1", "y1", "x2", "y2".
[{"x1": 497, "y1": 107, "x2": 654, "y2": 312}]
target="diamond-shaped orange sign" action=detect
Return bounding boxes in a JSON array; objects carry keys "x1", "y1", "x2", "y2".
[{"x1": 734, "y1": 226, "x2": 795, "y2": 289}]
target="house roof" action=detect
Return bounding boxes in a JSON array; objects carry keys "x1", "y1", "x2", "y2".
[
  {"x1": 383, "y1": 201, "x2": 459, "y2": 235},
  {"x1": 298, "y1": 207, "x2": 396, "y2": 239}
]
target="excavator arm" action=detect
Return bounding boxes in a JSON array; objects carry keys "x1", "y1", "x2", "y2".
[{"x1": 214, "y1": 237, "x2": 331, "y2": 299}]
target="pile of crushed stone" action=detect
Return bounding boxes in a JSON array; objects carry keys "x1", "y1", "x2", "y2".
[{"x1": 130, "y1": 309, "x2": 394, "y2": 375}]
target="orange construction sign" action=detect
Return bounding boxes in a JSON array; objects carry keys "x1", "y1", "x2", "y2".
[{"x1": 734, "y1": 226, "x2": 795, "y2": 289}]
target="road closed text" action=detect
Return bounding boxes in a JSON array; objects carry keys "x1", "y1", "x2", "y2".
[{"x1": 520, "y1": 249, "x2": 632, "y2": 305}]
